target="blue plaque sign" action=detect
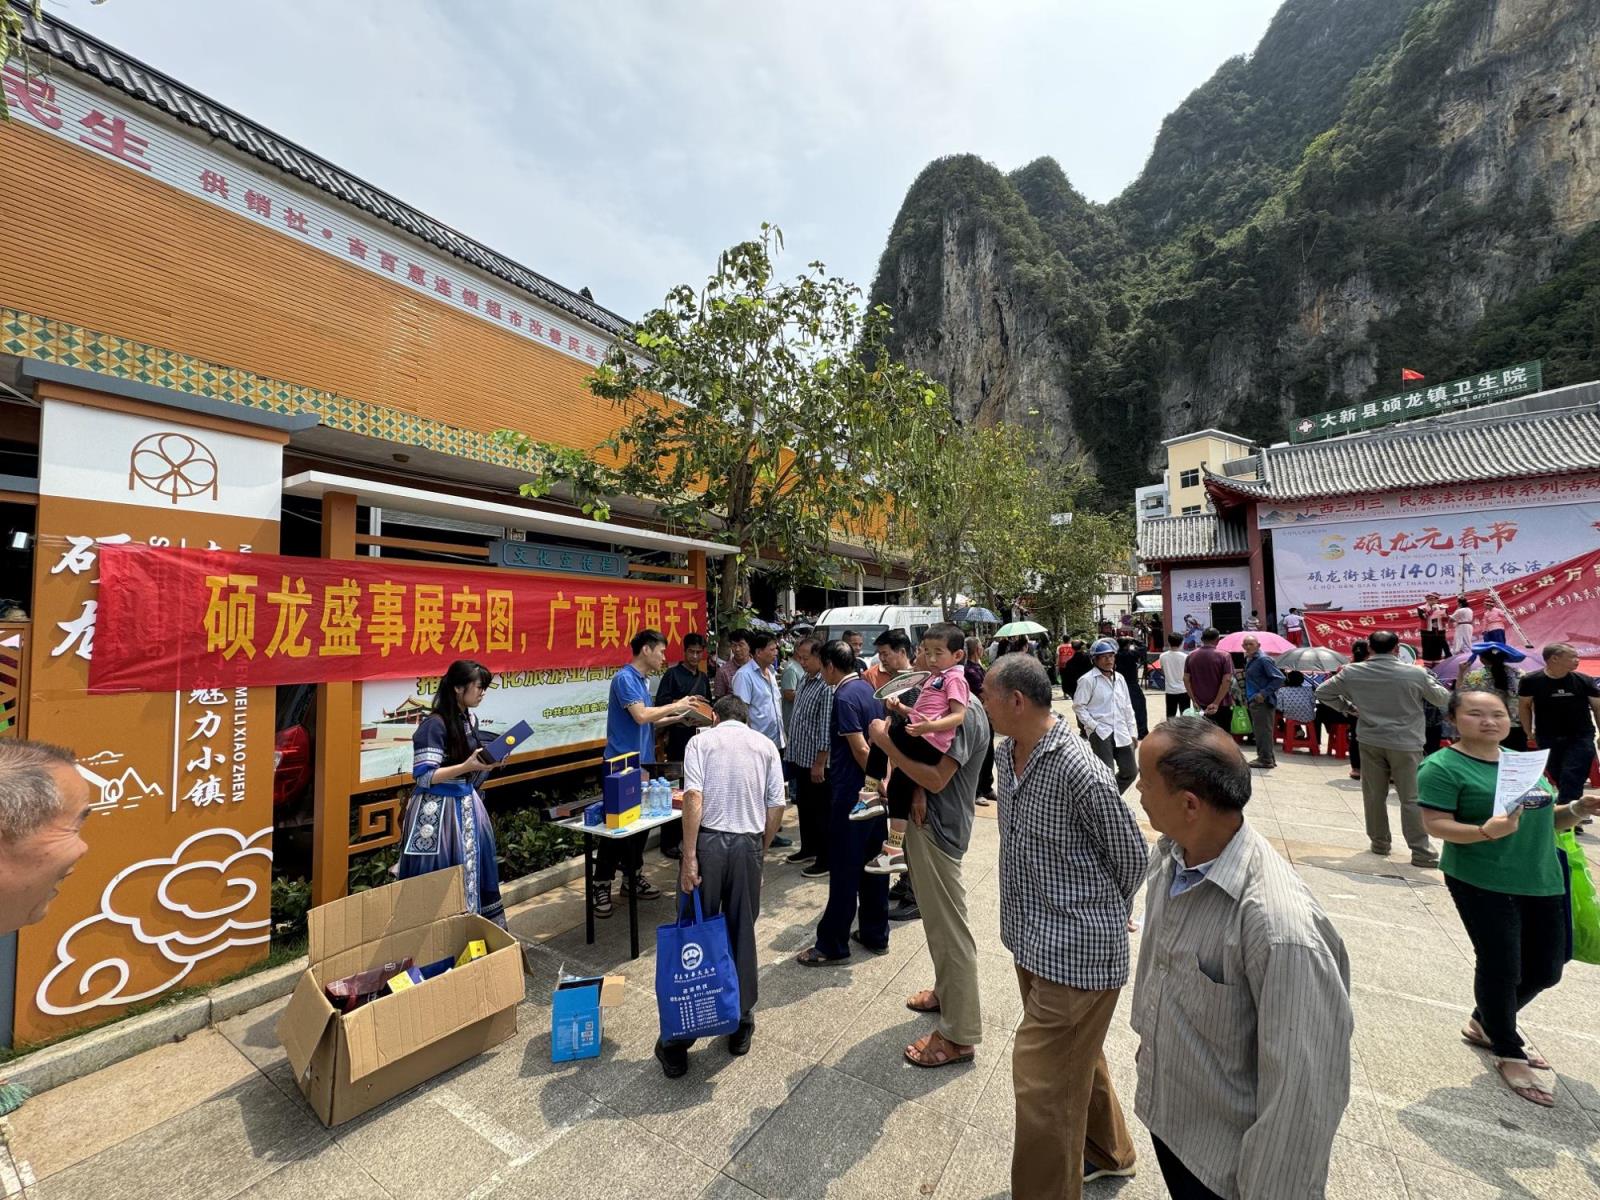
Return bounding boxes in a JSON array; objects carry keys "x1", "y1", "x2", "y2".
[{"x1": 490, "y1": 539, "x2": 629, "y2": 578}]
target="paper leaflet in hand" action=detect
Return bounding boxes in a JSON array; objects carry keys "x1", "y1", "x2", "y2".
[
  {"x1": 1492, "y1": 748, "x2": 1552, "y2": 815},
  {"x1": 482, "y1": 720, "x2": 534, "y2": 762}
]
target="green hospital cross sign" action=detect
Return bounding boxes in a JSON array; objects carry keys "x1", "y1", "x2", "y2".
[{"x1": 1289, "y1": 361, "x2": 1542, "y2": 443}]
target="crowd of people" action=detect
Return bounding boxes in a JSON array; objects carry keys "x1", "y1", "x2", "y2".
[{"x1": 2, "y1": 596, "x2": 1595, "y2": 1196}]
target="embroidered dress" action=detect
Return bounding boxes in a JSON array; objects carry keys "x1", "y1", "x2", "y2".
[{"x1": 399, "y1": 713, "x2": 506, "y2": 928}]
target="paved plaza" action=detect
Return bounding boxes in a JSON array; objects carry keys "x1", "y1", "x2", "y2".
[{"x1": 4, "y1": 714, "x2": 1600, "y2": 1199}]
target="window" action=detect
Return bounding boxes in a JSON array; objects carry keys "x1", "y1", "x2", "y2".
[
  {"x1": 1181, "y1": 505, "x2": 1201, "y2": 515},
  {"x1": 1179, "y1": 469, "x2": 1200, "y2": 488}
]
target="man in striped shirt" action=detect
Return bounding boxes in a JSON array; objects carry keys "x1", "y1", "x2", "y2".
[
  {"x1": 657, "y1": 695, "x2": 787, "y2": 1077},
  {"x1": 1131, "y1": 716, "x2": 1352, "y2": 1199},
  {"x1": 784, "y1": 637, "x2": 832, "y2": 875},
  {"x1": 988, "y1": 653, "x2": 1147, "y2": 1199}
]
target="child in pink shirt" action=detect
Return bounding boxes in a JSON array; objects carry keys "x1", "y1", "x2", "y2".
[{"x1": 853, "y1": 625, "x2": 969, "y2": 875}]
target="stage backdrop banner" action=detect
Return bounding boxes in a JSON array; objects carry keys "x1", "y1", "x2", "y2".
[
  {"x1": 1269, "y1": 497, "x2": 1600, "y2": 612},
  {"x1": 1300, "y1": 547, "x2": 1600, "y2": 659},
  {"x1": 90, "y1": 544, "x2": 704, "y2": 693}
]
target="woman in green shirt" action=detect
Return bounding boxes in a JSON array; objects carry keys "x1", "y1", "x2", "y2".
[{"x1": 1418, "y1": 688, "x2": 1600, "y2": 1107}]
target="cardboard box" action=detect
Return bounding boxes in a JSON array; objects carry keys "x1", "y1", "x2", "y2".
[
  {"x1": 551, "y1": 974, "x2": 626, "y2": 1062},
  {"x1": 276, "y1": 866, "x2": 526, "y2": 1126}
]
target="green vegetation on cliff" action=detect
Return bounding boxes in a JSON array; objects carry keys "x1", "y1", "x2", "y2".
[{"x1": 871, "y1": 0, "x2": 1596, "y2": 505}]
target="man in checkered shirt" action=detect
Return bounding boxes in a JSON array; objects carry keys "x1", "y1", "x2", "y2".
[{"x1": 988, "y1": 652, "x2": 1148, "y2": 1199}]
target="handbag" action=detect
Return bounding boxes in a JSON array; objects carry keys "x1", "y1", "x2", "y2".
[
  {"x1": 1229, "y1": 705, "x2": 1252, "y2": 735},
  {"x1": 1558, "y1": 829, "x2": 1600, "y2": 966},
  {"x1": 655, "y1": 889, "x2": 743, "y2": 1042}
]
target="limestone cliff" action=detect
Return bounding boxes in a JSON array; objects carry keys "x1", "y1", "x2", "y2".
[{"x1": 869, "y1": 0, "x2": 1600, "y2": 504}]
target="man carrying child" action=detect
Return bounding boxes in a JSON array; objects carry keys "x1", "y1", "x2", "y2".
[{"x1": 852, "y1": 626, "x2": 971, "y2": 876}]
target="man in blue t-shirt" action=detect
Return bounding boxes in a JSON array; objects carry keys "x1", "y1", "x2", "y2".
[
  {"x1": 596, "y1": 629, "x2": 698, "y2": 917},
  {"x1": 797, "y1": 639, "x2": 890, "y2": 963}
]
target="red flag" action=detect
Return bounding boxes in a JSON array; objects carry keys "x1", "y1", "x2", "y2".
[{"x1": 1401, "y1": 368, "x2": 1425, "y2": 382}]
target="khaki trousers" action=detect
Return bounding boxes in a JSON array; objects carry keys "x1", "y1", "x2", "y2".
[
  {"x1": 1359, "y1": 743, "x2": 1434, "y2": 859},
  {"x1": 903, "y1": 819, "x2": 982, "y2": 1045},
  {"x1": 1012, "y1": 966, "x2": 1136, "y2": 1199}
]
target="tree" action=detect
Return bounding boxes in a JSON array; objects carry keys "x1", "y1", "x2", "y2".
[
  {"x1": 0, "y1": 3, "x2": 43, "y2": 122},
  {"x1": 885, "y1": 418, "x2": 1130, "y2": 626},
  {"x1": 887, "y1": 422, "x2": 1037, "y2": 616},
  {"x1": 497, "y1": 226, "x2": 943, "y2": 617},
  {"x1": 1028, "y1": 505, "x2": 1135, "y2": 635}
]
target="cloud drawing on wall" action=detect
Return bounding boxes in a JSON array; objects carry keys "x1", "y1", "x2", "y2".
[{"x1": 36, "y1": 826, "x2": 272, "y2": 1016}]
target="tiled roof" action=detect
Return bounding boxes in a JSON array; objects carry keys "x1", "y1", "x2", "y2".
[
  {"x1": 1207, "y1": 405, "x2": 1600, "y2": 504},
  {"x1": 17, "y1": 6, "x2": 631, "y2": 339},
  {"x1": 1138, "y1": 513, "x2": 1250, "y2": 563}
]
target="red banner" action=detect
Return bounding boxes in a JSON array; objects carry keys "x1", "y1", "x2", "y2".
[
  {"x1": 90, "y1": 545, "x2": 704, "y2": 693},
  {"x1": 1301, "y1": 547, "x2": 1600, "y2": 657}
]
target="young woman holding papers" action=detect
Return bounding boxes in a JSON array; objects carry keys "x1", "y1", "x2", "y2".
[{"x1": 1418, "y1": 688, "x2": 1600, "y2": 1106}]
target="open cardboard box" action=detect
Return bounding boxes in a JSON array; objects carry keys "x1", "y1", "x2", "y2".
[{"x1": 276, "y1": 866, "x2": 526, "y2": 1126}]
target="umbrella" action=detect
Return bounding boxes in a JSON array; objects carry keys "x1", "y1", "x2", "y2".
[
  {"x1": 953, "y1": 606, "x2": 1000, "y2": 625},
  {"x1": 1216, "y1": 630, "x2": 1294, "y2": 655},
  {"x1": 1432, "y1": 646, "x2": 1546, "y2": 686},
  {"x1": 995, "y1": 620, "x2": 1048, "y2": 637},
  {"x1": 746, "y1": 618, "x2": 783, "y2": 633},
  {"x1": 1274, "y1": 646, "x2": 1349, "y2": 671}
]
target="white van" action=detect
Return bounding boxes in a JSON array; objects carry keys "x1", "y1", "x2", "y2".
[{"x1": 812, "y1": 605, "x2": 946, "y2": 663}]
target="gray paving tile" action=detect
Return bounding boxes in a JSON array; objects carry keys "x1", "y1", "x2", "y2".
[
  {"x1": 224, "y1": 1142, "x2": 390, "y2": 1200},
  {"x1": 724, "y1": 1066, "x2": 964, "y2": 1200},
  {"x1": 698, "y1": 1174, "x2": 765, "y2": 1200},
  {"x1": 823, "y1": 993, "x2": 1004, "y2": 1122},
  {"x1": 476, "y1": 1106, "x2": 716, "y2": 1200},
  {"x1": 32, "y1": 1074, "x2": 326, "y2": 1200},
  {"x1": 1326, "y1": 1135, "x2": 1409, "y2": 1199},
  {"x1": 215, "y1": 997, "x2": 292, "y2": 1074},
  {"x1": 335, "y1": 1073, "x2": 600, "y2": 1198},
  {"x1": 598, "y1": 1032, "x2": 815, "y2": 1171}
]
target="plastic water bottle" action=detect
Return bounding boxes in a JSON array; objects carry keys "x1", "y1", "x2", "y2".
[{"x1": 649, "y1": 778, "x2": 665, "y2": 817}]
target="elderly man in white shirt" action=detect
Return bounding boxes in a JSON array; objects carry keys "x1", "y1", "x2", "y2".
[
  {"x1": 656, "y1": 694, "x2": 786, "y2": 1078},
  {"x1": 1074, "y1": 638, "x2": 1139, "y2": 793}
]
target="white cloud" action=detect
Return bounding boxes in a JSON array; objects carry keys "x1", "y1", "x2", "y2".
[{"x1": 53, "y1": 0, "x2": 1283, "y2": 318}]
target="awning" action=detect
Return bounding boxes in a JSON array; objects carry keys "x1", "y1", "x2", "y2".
[{"x1": 282, "y1": 470, "x2": 735, "y2": 557}]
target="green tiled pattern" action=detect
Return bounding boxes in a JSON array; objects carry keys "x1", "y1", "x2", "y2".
[{"x1": 1, "y1": 307, "x2": 530, "y2": 469}]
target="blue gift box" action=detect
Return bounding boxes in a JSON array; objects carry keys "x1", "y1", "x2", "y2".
[
  {"x1": 602, "y1": 752, "x2": 642, "y2": 830},
  {"x1": 551, "y1": 973, "x2": 625, "y2": 1062}
]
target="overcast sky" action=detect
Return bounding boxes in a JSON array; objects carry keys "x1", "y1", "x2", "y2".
[{"x1": 57, "y1": 0, "x2": 1284, "y2": 321}]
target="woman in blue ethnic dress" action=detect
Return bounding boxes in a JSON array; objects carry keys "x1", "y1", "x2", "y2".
[{"x1": 398, "y1": 659, "x2": 506, "y2": 927}]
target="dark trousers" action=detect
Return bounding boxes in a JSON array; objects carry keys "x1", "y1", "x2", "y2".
[
  {"x1": 865, "y1": 716, "x2": 946, "y2": 821},
  {"x1": 1544, "y1": 734, "x2": 1597, "y2": 800},
  {"x1": 1206, "y1": 706, "x2": 1234, "y2": 735},
  {"x1": 1164, "y1": 692, "x2": 1186, "y2": 720},
  {"x1": 815, "y1": 786, "x2": 890, "y2": 957},
  {"x1": 595, "y1": 831, "x2": 645, "y2": 884},
  {"x1": 1350, "y1": 717, "x2": 1361, "y2": 771},
  {"x1": 666, "y1": 828, "x2": 762, "y2": 1046},
  {"x1": 1087, "y1": 732, "x2": 1137, "y2": 793},
  {"x1": 1152, "y1": 1136, "x2": 1225, "y2": 1199},
  {"x1": 1124, "y1": 680, "x2": 1149, "y2": 739},
  {"x1": 1444, "y1": 874, "x2": 1566, "y2": 1060},
  {"x1": 792, "y1": 770, "x2": 831, "y2": 868},
  {"x1": 1248, "y1": 698, "x2": 1277, "y2": 764}
]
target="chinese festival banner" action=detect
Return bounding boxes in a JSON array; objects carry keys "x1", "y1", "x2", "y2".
[
  {"x1": 1300, "y1": 547, "x2": 1600, "y2": 659},
  {"x1": 1267, "y1": 474, "x2": 1600, "y2": 612},
  {"x1": 90, "y1": 545, "x2": 705, "y2": 694}
]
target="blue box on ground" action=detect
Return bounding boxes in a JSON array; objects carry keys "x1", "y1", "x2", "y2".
[{"x1": 551, "y1": 973, "x2": 626, "y2": 1062}]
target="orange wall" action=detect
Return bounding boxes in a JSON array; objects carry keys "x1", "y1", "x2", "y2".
[{"x1": 0, "y1": 119, "x2": 624, "y2": 451}]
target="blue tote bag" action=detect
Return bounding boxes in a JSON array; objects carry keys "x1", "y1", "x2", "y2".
[{"x1": 656, "y1": 889, "x2": 742, "y2": 1042}]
